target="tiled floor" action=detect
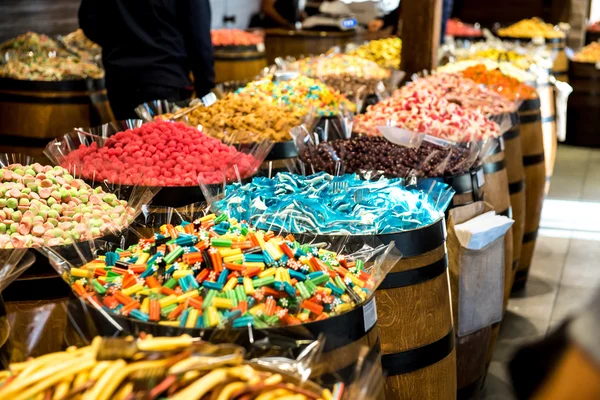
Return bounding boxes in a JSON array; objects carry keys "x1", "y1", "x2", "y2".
[{"x1": 481, "y1": 145, "x2": 600, "y2": 399}]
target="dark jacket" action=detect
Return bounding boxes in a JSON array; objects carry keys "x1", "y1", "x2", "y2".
[{"x1": 79, "y1": 0, "x2": 214, "y2": 96}]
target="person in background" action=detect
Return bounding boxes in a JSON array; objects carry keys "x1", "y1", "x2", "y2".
[
  {"x1": 367, "y1": 0, "x2": 401, "y2": 34},
  {"x1": 258, "y1": 0, "x2": 303, "y2": 28},
  {"x1": 79, "y1": 0, "x2": 214, "y2": 120}
]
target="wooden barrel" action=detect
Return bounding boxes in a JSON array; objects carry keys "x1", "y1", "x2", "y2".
[
  {"x1": 376, "y1": 218, "x2": 456, "y2": 399},
  {"x1": 445, "y1": 166, "x2": 485, "y2": 209},
  {"x1": 0, "y1": 77, "x2": 112, "y2": 163},
  {"x1": 548, "y1": 38, "x2": 568, "y2": 83},
  {"x1": 214, "y1": 45, "x2": 268, "y2": 84},
  {"x1": 535, "y1": 78, "x2": 557, "y2": 194},
  {"x1": 514, "y1": 98, "x2": 546, "y2": 290},
  {"x1": 480, "y1": 136, "x2": 514, "y2": 369},
  {"x1": 264, "y1": 29, "x2": 358, "y2": 64},
  {"x1": 565, "y1": 60, "x2": 600, "y2": 148},
  {"x1": 501, "y1": 113, "x2": 525, "y2": 286}
]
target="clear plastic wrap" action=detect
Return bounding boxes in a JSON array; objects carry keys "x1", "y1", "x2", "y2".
[
  {"x1": 43, "y1": 121, "x2": 271, "y2": 207},
  {"x1": 0, "y1": 305, "x2": 385, "y2": 400},
  {"x1": 38, "y1": 206, "x2": 400, "y2": 390}
]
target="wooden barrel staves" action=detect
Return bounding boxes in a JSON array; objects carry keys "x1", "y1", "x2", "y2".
[
  {"x1": 480, "y1": 136, "x2": 514, "y2": 367},
  {"x1": 0, "y1": 77, "x2": 112, "y2": 163},
  {"x1": 536, "y1": 78, "x2": 557, "y2": 194},
  {"x1": 565, "y1": 60, "x2": 600, "y2": 148},
  {"x1": 214, "y1": 45, "x2": 268, "y2": 84},
  {"x1": 377, "y1": 218, "x2": 456, "y2": 399},
  {"x1": 548, "y1": 37, "x2": 568, "y2": 83},
  {"x1": 500, "y1": 113, "x2": 525, "y2": 286},
  {"x1": 515, "y1": 98, "x2": 546, "y2": 290}
]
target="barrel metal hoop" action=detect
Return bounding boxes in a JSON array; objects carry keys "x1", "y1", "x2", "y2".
[
  {"x1": 508, "y1": 180, "x2": 525, "y2": 194},
  {"x1": 378, "y1": 255, "x2": 448, "y2": 290},
  {"x1": 523, "y1": 230, "x2": 539, "y2": 243},
  {"x1": 519, "y1": 113, "x2": 542, "y2": 124},
  {"x1": 503, "y1": 127, "x2": 520, "y2": 140},
  {"x1": 519, "y1": 98, "x2": 541, "y2": 111},
  {"x1": 0, "y1": 92, "x2": 107, "y2": 105},
  {"x1": 523, "y1": 154, "x2": 545, "y2": 166},
  {"x1": 381, "y1": 328, "x2": 455, "y2": 376},
  {"x1": 482, "y1": 160, "x2": 506, "y2": 175},
  {"x1": 541, "y1": 115, "x2": 557, "y2": 123},
  {"x1": 552, "y1": 69, "x2": 569, "y2": 75},
  {"x1": 514, "y1": 269, "x2": 529, "y2": 281}
]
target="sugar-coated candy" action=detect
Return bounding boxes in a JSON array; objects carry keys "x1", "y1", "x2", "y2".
[
  {"x1": 497, "y1": 17, "x2": 565, "y2": 39},
  {"x1": 236, "y1": 75, "x2": 354, "y2": 116},
  {"x1": 211, "y1": 29, "x2": 263, "y2": 46},
  {"x1": 0, "y1": 163, "x2": 134, "y2": 249},
  {"x1": 62, "y1": 120, "x2": 260, "y2": 186},
  {"x1": 70, "y1": 215, "x2": 377, "y2": 329},
  {"x1": 446, "y1": 18, "x2": 482, "y2": 37},
  {"x1": 217, "y1": 172, "x2": 453, "y2": 234},
  {"x1": 461, "y1": 65, "x2": 538, "y2": 100},
  {"x1": 347, "y1": 38, "x2": 402, "y2": 69}
]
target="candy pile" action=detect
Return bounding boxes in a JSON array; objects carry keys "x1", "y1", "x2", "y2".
[
  {"x1": 0, "y1": 32, "x2": 103, "y2": 81},
  {"x1": 211, "y1": 29, "x2": 264, "y2": 47},
  {"x1": 236, "y1": 75, "x2": 354, "y2": 116},
  {"x1": 0, "y1": 163, "x2": 134, "y2": 249},
  {"x1": 472, "y1": 48, "x2": 534, "y2": 70},
  {"x1": 300, "y1": 136, "x2": 476, "y2": 177},
  {"x1": 497, "y1": 17, "x2": 565, "y2": 39},
  {"x1": 353, "y1": 88, "x2": 500, "y2": 141},
  {"x1": 291, "y1": 54, "x2": 390, "y2": 96},
  {"x1": 573, "y1": 41, "x2": 600, "y2": 63},
  {"x1": 394, "y1": 73, "x2": 517, "y2": 115},
  {"x1": 0, "y1": 336, "x2": 334, "y2": 400},
  {"x1": 70, "y1": 215, "x2": 377, "y2": 328},
  {"x1": 347, "y1": 37, "x2": 402, "y2": 69},
  {"x1": 462, "y1": 65, "x2": 538, "y2": 100},
  {"x1": 218, "y1": 172, "x2": 451, "y2": 234},
  {"x1": 163, "y1": 93, "x2": 302, "y2": 142},
  {"x1": 446, "y1": 18, "x2": 482, "y2": 37},
  {"x1": 61, "y1": 120, "x2": 260, "y2": 186},
  {"x1": 437, "y1": 59, "x2": 536, "y2": 83},
  {"x1": 62, "y1": 29, "x2": 102, "y2": 61}
]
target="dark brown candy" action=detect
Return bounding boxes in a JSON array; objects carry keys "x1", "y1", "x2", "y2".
[{"x1": 299, "y1": 136, "x2": 475, "y2": 178}]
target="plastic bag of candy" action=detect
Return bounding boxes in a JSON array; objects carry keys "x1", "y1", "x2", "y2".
[
  {"x1": 0, "y1": 289, "x2": 384, "y2": 399},
  {"x1": 43, "y1": 120, "x2": 272, "y2": 207}
]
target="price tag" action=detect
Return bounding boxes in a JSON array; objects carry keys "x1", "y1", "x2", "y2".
[
  {"x1": 595, "y1": 61, "x2": 600, "y2": 70},
  {"x1": 257, "y1": 43, "x2": 265, "y2": 53},
  {"x1": 363, "y1": 297, "x2": 378, "y2": 332}
]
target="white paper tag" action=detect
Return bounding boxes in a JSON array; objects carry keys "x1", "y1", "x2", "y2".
[
  {"x1": 595, "y1": 61, "x2": 600, "y2": 70},
  {"x1": 257, "y1": 43, "x2": 265, "y2": 53},
  {"x1": 363, "y1": 297, "x2": 378, "y2": 332}
]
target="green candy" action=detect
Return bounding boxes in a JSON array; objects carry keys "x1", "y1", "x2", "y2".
[
  {"x1": 6, "y1": 198, "x2": 18, "y2": 210},
  {"x1": 0, "y1": 224, "x2": 6, "y2": 234}
]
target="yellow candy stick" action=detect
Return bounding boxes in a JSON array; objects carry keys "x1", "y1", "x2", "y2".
[
  {"x1": 223, "y1": 277, "x2": 238, "y2": 292},
  {"x1": 140, "y1": 298, "x2": 150, "y2": 314},
  {"x1": 243, "y1": 277, "x2": 255, "y2": 294},
  {"x1": 122, "y1": 283, "x2": 144, "y2": 297},
  {"x1": 212, "y1": 297, "x2": 234, "y2": 309},
  {"x1": 134, "y1": 253, "x2": 149, "y2": 265},
  {"x1": 186, "y1": 309, "x2": 199, "y2": 328}
]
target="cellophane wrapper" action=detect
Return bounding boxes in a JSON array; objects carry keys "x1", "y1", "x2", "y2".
[
  {"x1": 43, "y1": 120, "x2": 272, "y2": 188},
  {"x1": 37, "y1": 202, "x2": 399, "y2": 395}
]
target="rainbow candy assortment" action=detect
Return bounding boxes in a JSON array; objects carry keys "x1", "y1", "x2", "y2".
[
  {"x1": 70, "y1": 215, "x2": 375, "y2": 329},
  {"x1": 216, "y1": 172, "x2": 453, "y2": 235}
]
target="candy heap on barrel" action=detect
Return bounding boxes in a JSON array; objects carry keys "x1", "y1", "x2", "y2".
[{"x1": 70, "y1": 215, "x2": 374, "y2": 329}]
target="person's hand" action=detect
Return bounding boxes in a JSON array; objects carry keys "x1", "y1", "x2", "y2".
[{"x1": 368, "y1": 19, "x2": 384, "y2": 32}]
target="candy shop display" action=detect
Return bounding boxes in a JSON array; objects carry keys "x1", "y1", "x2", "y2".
[
  {"x1": 162, "y1": 93, "x2": 302, "y2": 143},
  {"x1": 0, "y1": 336, "x2": 334, "y2": 400},
  {"x1": 0, "y1": 163, "x2": 134, "y2": 249},
  {"x1": 217, "y1": 172, "x2": 452, "y2": 234},
  {"x1": 236, "y1": 75, "x2": 355, "y2": 116},
  {"x1": 346, "y1": 38, "x2": 402, "y2": 69},
  {"x1": 58, "y1": 120, "x2": 261, "y2": 186},
  {"x1": 394, "y1": 73, "x2": 517, "y2": 115},
  {"x1": 471, "y1": 48, "x2": 534, "y2": 70},
  {"x1": 68, "y1": 214, "x2": 382, "y2": 328},
  {"x1": 211, "y1": 29, "x2": 264, "y2": 47},
  {"x1": 353, "y1": 83, "x2": 501, "y2": 141},
  {"x1": 461, "y1": 65, "x2": 538, "y2": 100},
  {"x1": 497, "y1": 17, "x2": 565, "y2": 39},
  {"x1": 0, "y1": 31, "x2": 104, "y2": 81},
  {"x1": 437, "y1": 59, "x2": 536, "y2": 83},
  {"x1": 573, "y1": 42, "x2": 600, "y2": 63},
  {"x1": 61, "y1": 29, "x2": 102, "y2": 60},
  {"x1": 291, "y1": 54, "x2": 391, "y2": 97},
  {"x1": 446, "y1": 18, "x2": 482, "y2": 37},
  {"x1": 299, "y1": 136, "x2": 476, "y2": 178}
]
